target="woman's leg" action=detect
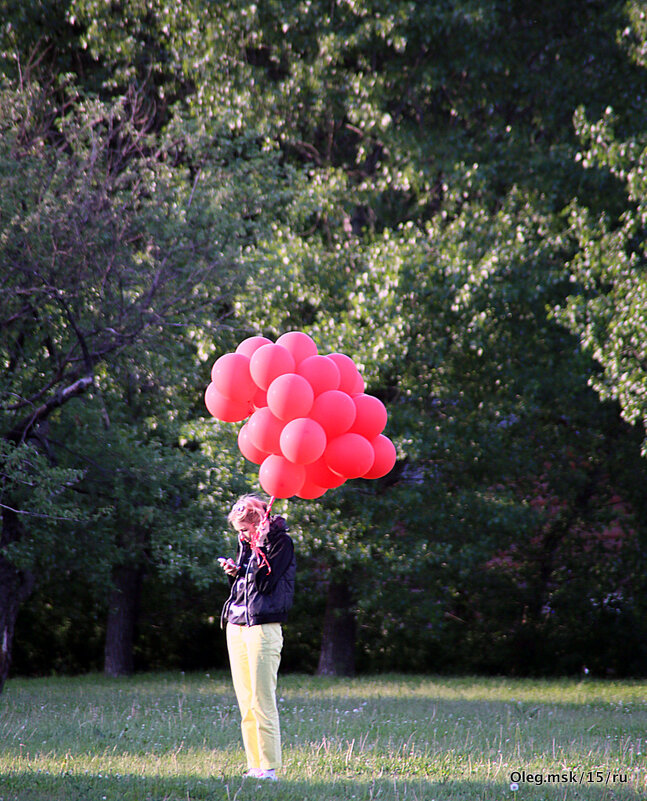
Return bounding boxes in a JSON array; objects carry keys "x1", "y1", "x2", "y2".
[
  {"x1": 246, "y1": 623, "x2": 283, "y2": 770},
  {"x1": 226, "y1": 622, "x2": 261, "y2": 770}
]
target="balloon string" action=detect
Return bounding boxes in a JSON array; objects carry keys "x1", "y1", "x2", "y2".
[
  {"x1": 264, "y1": 495, "x2": 276, "y2": 518},
  {"x1": 250, "y1": 495, "x2": 275, "y2": 574}
]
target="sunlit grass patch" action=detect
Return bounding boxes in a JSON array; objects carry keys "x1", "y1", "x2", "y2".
[{"x1": 0, "y1": 672, "x2": 645, "y2": 800}]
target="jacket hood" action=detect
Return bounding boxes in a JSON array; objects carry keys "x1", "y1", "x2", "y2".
[
  {"x1": 237, "y1": 515, "x2": 288, "y2": 552},
  {"x1": 269, "y1": 515, "x2": 288, "y2": 536}
]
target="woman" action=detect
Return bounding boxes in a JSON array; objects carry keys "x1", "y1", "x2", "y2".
[{"x1": 220, "y1": 494, "x2": 296, "y2": 781}]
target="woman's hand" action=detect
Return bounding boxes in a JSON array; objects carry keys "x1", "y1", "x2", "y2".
[{"x1": 219, "y1": 557, "x2": 238, "y2": 577}]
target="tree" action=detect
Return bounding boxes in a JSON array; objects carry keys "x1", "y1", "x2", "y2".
[
  {"x1": 556, "y1": 103, "x2": 647, "y2": 457},
  {"x1": 0, "y1": 69, "x2": 281, "y2": 689},
  {"x1": 209, "y1": 0, "x2": 647, "y2": 674}
]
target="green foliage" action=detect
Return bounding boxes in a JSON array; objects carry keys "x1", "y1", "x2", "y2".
[
  {"x1": 557, "y1": 104, "x2": 647, "y2": 454},
  {"x1": 3, "y1": 0, "x2": 647, "y2": 680},
  {"x1": 553, "y1": 8, "x2": 647, "y2": 455}
]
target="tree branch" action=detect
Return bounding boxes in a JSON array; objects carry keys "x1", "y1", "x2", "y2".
[
  {"x1": 6, "y1": 374, "x2": 94, "y2": 444},
  {"x1": 0, "y1": 502, "x2": 84, "y2": 522}
]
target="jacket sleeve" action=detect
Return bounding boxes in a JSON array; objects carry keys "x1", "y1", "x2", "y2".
[{"x1": 254, "y1": 535, "x2": 294, "y2": 595}]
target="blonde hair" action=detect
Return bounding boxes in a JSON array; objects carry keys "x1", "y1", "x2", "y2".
[{"x1": 228, "y1": 494, "x2": 268, "y2": 528}]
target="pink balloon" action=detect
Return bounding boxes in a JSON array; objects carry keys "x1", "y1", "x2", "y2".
[
  {"x1": 259, "y1": 454, "x2": 306, "y2": 499},
  {"x1": 349, "y1": 394, "x2": 388, "y2": 439},
  {"x1": 249, "y1": 344, "x2": 296, "y2": 390},
  {"x1": 297, "y1": 476, "x2": 327, "y2": 499},
  {"x1": 280, "y1": 417, "x2": 327, "y2": 465},
  {"x1": 210, "y1": 352, "x2": 257, "y2": 403},
  {"x1": 246, "y1": 407, "x2": 285, "y2": 454},
  {"x1": 296, "y1": 355, "x2": 341, "y2": 396},
  {"x1": 267, "y1": 373, "x2": 314, "y2": 421},
  {"x1": 235, "y1": 335, "x2": 274, "y2": 359},
  {"x1": 363, "y1": 435, "x2": 397, "y2": 479},
  {"x1": 204, "y1": 383, "x2": 251, "y2": 422},
  {"x1": 327, "y1": 352, "x2": 362, "y2": 395},
  {"x1": 309, "y1": 390, "x2": 356, "y2": 438},
  {"x1": 306, "y1": 457, "x2": 346, "y2": 489},
  {"x1": 325, "y1": 433, "x2": 375, "y2": 479},
  {"x1": 238, "y1": 422, "x2": 269, "y2": 465},
  {"x1": 276, "y1": 331, "x2": 318, "y2": 364}
]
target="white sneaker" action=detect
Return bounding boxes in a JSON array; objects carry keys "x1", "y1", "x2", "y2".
[
  {"x1": 244, "y1": 768, "x2": 278, "y2": 780},
  {"x1": 256, "y1": 769, "x2": 278, "y2": 781}
]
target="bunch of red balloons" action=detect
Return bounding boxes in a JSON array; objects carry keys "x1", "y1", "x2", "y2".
[{"x1": 204, "y1": 331, "x2": 397, "y2": 499}]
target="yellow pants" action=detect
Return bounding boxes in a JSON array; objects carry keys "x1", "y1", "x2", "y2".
[{"x1": 226, "y1": 622, "x2": 283, "y2": 770}]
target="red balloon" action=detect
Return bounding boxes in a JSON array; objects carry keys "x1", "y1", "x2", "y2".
[
  {"x1": 249, "y1": 344, "x2": 296, "y2": 390},
  {"x1": 325, "y1": 433, "x2": 375, "y2": 479},
  {"x1": 363, "y1": 435, "x2": 397, "y2": 479},
  {"x1": 280, "y1": 417, "x2": 327, "y2": 465},
  {"x1": 238, "y1": 422, "x2": 269, "y2": 465},
  {"x1": 309, "y1": 390, "x2": 356, "y2": 438},
  {"x1": 210, "y1": 352, "x2": 256, "y2": 403},
  {"x1": 204, "y1": 383, "x2": 251, "y2": 422},
  {"x1": 236, "y1": 335, "x2": 273, "y2": 359},
  {"x1": 246, "y1": 407, "x2": 285, "y2": 454},
  {"x1": 276, "y1": 331, "x2": 318, "y2": 364},
  {"x1": 327, "y1": 352, "x2": 362, "y2": 395},
  {"x1": 252, "y1": 386, "x2": 267, "y2": 410},
  {"x1": 267, "y1": 373, "x2": 314, "y2": 421},
  {"x1": 297, "y1": 476, "x2": 327, "y2": 499},
  {"x1": 306, "y1": 457, "x2": 346, "y2": 489},
  {"x1": 351, "y1": 372, "x2": 365, "y2": 395},
  {"x1": 349, "y1": 394, "x2": 388, "y2": 439},
  {"x1": 259, "y1": 454, "x2": 306, "y2": 499},
  {"x1": 296, "y1": 355, "x2": 341, "y2": 396}
]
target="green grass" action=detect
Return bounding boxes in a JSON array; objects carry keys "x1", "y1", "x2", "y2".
[{"x1": 0, "y1": 672, "x2": 645, "y2": 800}]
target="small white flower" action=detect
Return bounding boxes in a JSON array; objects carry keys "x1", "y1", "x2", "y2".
[{"x1": 510, "y1": 783, "x2": 519, "y2": 792}]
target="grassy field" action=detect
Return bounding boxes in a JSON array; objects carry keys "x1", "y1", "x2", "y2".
[{"x1": 0, "y1": 671, "x2": 645, "y2": 801}]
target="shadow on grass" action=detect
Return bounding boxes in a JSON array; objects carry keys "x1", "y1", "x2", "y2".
[{"x1": 0, "y1": 771, "x2": 644, "y2": 801}]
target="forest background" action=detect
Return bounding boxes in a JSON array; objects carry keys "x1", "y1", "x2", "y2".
[{"x1": 1, "y1": 0, "x2": 647, "y2": 694}]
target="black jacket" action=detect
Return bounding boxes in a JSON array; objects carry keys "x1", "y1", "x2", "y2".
[{"x1": 221, "y1": 515, "x2": 296, "y2": 628}]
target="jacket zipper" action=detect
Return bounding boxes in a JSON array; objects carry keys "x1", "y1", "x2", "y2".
[{"x1": 244, "y1": 553, "x2": 253, "y2": 627}]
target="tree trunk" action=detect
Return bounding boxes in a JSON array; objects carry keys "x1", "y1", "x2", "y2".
[
  {"x1": 104, "y1": 564, "x2": 143, "y2": 677},
  {"x1": 316, "y1": 578, "x2": 356, "y2": 676},
  {"x1": 0, "y1": 508, "x2": 36, "y2": 694}
]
